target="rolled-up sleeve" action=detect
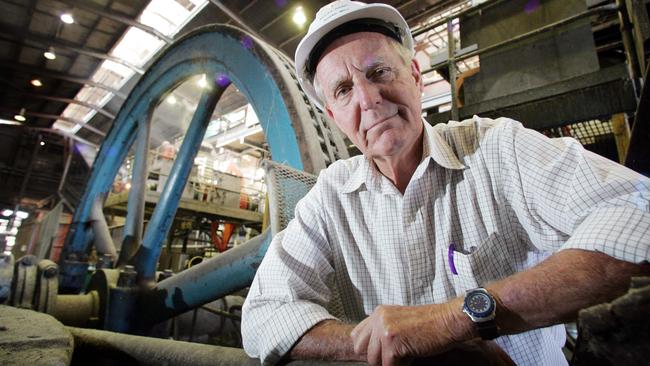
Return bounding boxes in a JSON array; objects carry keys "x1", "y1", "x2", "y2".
[
  {"x1": 497, "y1": 118, "x2": 650, "y2": 263},
  {"x1": 241, "y1": 183, "x2": 338, "y2": 364}
]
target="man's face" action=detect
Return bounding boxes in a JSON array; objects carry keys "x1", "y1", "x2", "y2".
[{"x1": 315, "y1": 32, "x2": 423, "y2": 159}]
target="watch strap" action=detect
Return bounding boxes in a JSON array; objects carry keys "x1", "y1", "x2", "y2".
[{"x1": 476, "y1": 319, "x2": 498, "y2": 340}]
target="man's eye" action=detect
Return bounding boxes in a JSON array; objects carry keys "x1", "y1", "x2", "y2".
[
  {"x1": 334, "y1": 86, "x2": 351, "y2": 98},
  {"x1": 370, "y1": 67, "x2": 392, "y2": 80}
]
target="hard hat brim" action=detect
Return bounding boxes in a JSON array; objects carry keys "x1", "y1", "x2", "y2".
[{"x1": 295, "y1": 3, "x2": 413, "y2": 111}]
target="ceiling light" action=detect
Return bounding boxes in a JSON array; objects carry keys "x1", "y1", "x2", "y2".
[
  {"x1": 166, "y1": 95, "x2": 177, "y2": 105},
  {"x1": 31, "y1": 79, "x2": 43, "y2": 87},
  {"x1": 44, "y1": 47, "x2": 56, "y2": 60},
  {"x1": 197, "y1": 74, "x2": 208, "y2": 88},
  {"x1": 40, "y1": 141, "x2": 45, "y2": 146},
  {"x1": 293, "y1": 6, "x2": 307, "y2": 26},
  {"x1": 14, "y1": 108, "x2": 26, "y2": 122},
  {"x1": 61, "y1": 13, "x2": 74, "y2": 24},
  {"x1": 0, "y1": 119, "x2": 22, "y2": 126}
]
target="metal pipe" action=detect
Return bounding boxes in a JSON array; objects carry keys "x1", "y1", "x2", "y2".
[
  {"x1": 68, "y1": 326, "x2": 366, "y2": 365},
  {"x1": 53, "y1": 292, "x2": 100, "y2": 327},
  {"x1": 90, "y1": 197, "x2": 118, "y2": 259},
  {"x1": 201, "y1": 304, "x2": 242, "y2": 320},
  {"x1": 134, "y1": 81, "x2": 224, "y2": 281},
  {"x1": 139, "y1": 229, "x2": 270, "y2": 325},
  {"x1": 67, "y1": 326, "x2": 260, "y2": 366},
  {"x1": 118, "y1": 116, "x2": 151, "y2": 267}
]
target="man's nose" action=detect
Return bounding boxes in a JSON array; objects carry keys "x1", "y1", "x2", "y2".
[{"x1": 355, "y1": 81, "x2": 382, "y2": 110}]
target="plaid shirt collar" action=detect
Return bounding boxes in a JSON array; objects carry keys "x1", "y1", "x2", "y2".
[{"x1": 341, "y1": 119, "x2": 466, "y2": 194}]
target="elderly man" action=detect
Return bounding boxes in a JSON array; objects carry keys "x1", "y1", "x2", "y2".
[{"x1": 241, "y1": 1, "x2": 650, "y2": 365}]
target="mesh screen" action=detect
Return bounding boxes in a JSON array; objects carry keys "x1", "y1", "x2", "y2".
[
  {"x1": 262, "y1": 160, "x2": 318, "y2": 236},
  {"x1": 541, "y1": 119, "x2": 619, "y2": 162},
  {"x1": 261, "y1": 160, "x2": 346, "y2": 318}
]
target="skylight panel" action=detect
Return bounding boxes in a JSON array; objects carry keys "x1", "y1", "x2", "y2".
[
  {"x1": 52, "y1": 0, "x2": 208, "y2": 137},
  {"x1": 111, "y1": 27, "x2": 165, "y2": 67},
  {"x1": 93, "y1": 60, "x2": 134, "y2": 89}
]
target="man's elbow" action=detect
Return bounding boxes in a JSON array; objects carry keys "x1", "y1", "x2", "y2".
[{"x1": 241, "y1": 309, "x2": 261, "y2": 359}]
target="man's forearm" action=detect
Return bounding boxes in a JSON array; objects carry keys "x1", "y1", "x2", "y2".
[
  {"x1": 487, "y1": 248, "x2": 650, "y2": 335},
  {"x1": 288, "y1": 249, "x2": 650, "y2": 363},
  {"x1": 289, "y1": 319, "x2": 365, "y2": 362}
]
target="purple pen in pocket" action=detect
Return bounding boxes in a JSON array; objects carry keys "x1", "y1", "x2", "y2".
[{"x1": 448, "y1": 243, "x2": 458, "y2": 275}]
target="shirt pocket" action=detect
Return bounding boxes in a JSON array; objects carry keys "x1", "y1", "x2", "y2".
[{"x1": 449, "y1": 232, "x2": 514, "y2": 294}]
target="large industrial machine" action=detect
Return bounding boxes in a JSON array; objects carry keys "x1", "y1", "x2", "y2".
[
  {"x1": 1, "y1": 23, "x2": 350, "y2": 365},
  {"x1": 1, "y1": 0, "x2": 648, "y2": 364}
]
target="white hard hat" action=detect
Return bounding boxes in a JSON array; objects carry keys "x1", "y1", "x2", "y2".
[{"x1": 295, "y1": 0, "x2": 414, "y2": 111}]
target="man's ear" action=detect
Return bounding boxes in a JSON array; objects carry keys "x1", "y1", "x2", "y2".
[{"x1": 411, "y1": 58, "x2": 423, "y2": 92}]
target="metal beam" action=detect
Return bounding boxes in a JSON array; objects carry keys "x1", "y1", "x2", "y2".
[
  {"x1": 5, "y1": 109, "x2": 107, "y2": 137},
  {"x1": 0, "y1": 61, "x2": 127, "y2": 99},
  {"x1": 4, "y1": 90, "x2": 116, "y2": 120},
  {"x1": 56, "y1": 0, "x2": 173, "y2": 44},
  {"x1": 0, "y1": 107, "x2": 106, "y2": 139},
  {"x1": 259, "y1": 6, "x2": 293, "y2": 33},
  {"x1": 278, "y1": 32, "x2": 304, "y2": 49},
  {"x1": 0, "y1": 24, "x2": 144, "y2": 74},
  {"x1": 208, "y1": 0, "x2": 268, "y2": 43},
  {"x1": 134, "y1": 82, "x2": 224, "y2": 282},
  {"x1": 625, "y1": 61, "x2": 650, "y2": 175},
  {"x1": 240, "y1": 140, "x2": 269, "y2": 154},
  {"x1": 4, "y1": 131, "x2": 96, "y2": 150}
]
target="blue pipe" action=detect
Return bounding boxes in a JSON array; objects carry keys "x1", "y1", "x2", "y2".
[
  {"x1": 117, "y1": 116, "x2": 151, "y2": 267},
  {"x1": 138, "y1": 229, "x2": 271, "y2": 325}
]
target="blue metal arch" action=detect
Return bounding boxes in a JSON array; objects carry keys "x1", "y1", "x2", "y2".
[{"x1": 60, "y1": 25, "x2": 346, "y2": 288}]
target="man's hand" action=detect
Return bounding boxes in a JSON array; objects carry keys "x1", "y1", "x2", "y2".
[{"x1": 350, "y1": 299, "x2": 471, "y2": 365}]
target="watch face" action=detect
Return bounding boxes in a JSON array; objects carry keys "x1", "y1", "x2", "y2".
[{"x1": 466, "y1": 291, "x2": 494, "y2": 318}]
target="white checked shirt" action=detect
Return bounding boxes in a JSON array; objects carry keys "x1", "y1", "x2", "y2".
[{"x1": 242, "y1": 116, "x2": 650, "y2": 365}]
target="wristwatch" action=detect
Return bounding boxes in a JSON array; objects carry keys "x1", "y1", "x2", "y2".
[{"x1": 462, "y1": 287, "x2": 499, "y2": 340}]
